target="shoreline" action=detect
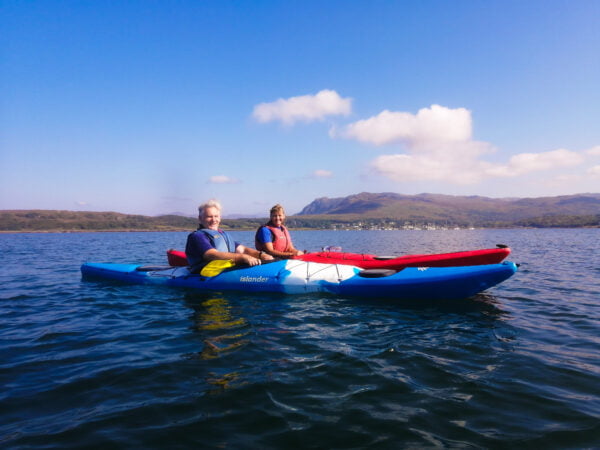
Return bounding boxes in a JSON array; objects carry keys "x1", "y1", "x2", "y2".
[{"x1": 2, "y1": 226, "x2": 598, "y2": 234}]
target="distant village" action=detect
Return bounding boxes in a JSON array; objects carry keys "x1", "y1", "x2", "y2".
[{"x1": 328, "y1": 221, "x2": 476, "y2": 231}]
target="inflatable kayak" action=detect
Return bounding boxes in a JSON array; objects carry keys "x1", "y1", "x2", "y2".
[
  {"x1": 166, "y1": 245, "x2": 511, "y2": 270},
  {"x1": 81, "y1": 260, "x2": 517, "y2": 300}
]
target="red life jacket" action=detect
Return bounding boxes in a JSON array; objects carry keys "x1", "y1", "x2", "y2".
[{"x1": 255, "y1": 224, "x2": 293, "y2": 252}]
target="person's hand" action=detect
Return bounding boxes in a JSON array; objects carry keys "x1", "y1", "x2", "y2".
[
  {"x1": 295, "y1": 250, "x2": 304, "y2": 256},
  {"x1": 257, "y1": 251, "x2": 274, "y2": 261},
  {"x1": 242, "y1": 254, "x2": 261, "y2": 266}
]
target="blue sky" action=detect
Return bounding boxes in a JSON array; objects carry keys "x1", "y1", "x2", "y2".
[{"x1": 2, "y1": 1, "x2": 599, "y2": 216}]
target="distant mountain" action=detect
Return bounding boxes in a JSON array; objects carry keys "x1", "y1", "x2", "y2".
[
  {"x1": 297, "y1": 192, "x2": 600, "y2": 227},
  {"x1": 3, "y1": 192, "x2": 600, "y2": 232}
]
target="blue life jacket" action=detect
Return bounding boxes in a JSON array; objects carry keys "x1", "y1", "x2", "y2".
[
  {"x1": 186, "y1": 228, "x2": 237, "y2": 273},
  {"x1": 200, "y1": 228, "x2": 237, "y2": 253}
]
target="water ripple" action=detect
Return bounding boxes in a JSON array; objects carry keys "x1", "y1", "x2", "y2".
[{"x1": 1, "y1": 230, "x2": 599, "y2": 448}]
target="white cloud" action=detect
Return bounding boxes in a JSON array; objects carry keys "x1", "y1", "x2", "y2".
[
  {"x1": 588, "y1": 165, "x2": 600, "y2": 176},
  {"x1": 335, "y1": 104, "x2": 595, "y2": 186},
  {"x1": 336, "y1": 104, "x2": 472, "y2": 147},
  {"x1": 340, "y1": 104, "x2": 497, "y2": 184},
  {"x1": 371, "y1": 152, "x2": 492, "y2": 184},
  {"x1": 348, "y1": 105, "x2": 493, "y2": 184},
  {"x1": 486, "y1": 149, "x2": 584, "y2": 177},
  {"x1": 586, "y1": 145, "x2": 600, "y2": 156},
  {"x1": 253, "y1": 89, "x2": 352, "y2": 125},
  {"x1": 208, "y1": 175, "x2": 239, "y2": 184},
  {"x1": 312, "y1": 169, "x2": 333, "y2": 178},
  {"x1": 372, "y1": 145, "x2": 586, "y2": 185},
  {"x1": 252, "y1": 92, "x2": 599, "y2": 190}
]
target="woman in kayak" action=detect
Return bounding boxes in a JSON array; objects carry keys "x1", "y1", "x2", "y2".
[
  {"x1": 255, "y1": 204, "x2": 304, "y2": 259},
  {"x1": 186, "y1": 199, "x2": 273, "y2": 272}
]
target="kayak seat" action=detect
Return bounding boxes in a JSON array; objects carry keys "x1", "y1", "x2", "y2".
[{"x1": 358, "y1": 269, "x2": 397, "y2": 278}]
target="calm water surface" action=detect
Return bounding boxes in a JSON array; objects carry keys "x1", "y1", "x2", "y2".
[{"x1": 1, "y1": 229, "x2": 599, "y2": 448}]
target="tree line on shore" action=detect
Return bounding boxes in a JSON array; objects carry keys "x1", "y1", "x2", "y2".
[{"x1": 1, "y1": 210, "x2": 598, "y2": 232}]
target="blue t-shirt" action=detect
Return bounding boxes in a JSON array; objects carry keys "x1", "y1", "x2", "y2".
[{"x1": 256, "y1": 226, "x2": 277, "y2": 244}]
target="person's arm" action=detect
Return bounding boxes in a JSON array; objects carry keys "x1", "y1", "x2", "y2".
[
  {"x1": 261, "y1": 241, "x2": 303, "y2": 259},
  {"x1": 192, "y1": 232, "x2": 266, "y2": 267},
  {"x1": 237, "y1": 244, "x2": 274, "y2": 262},
  {"x1": 203, "y1": 242, "x2": 274, "y2": 266},
  {"x1": 203, "y1": 247, "x2": 264, "y2": 266},
  {"x1": 286, "y1": 242, "x2": 304, "y2": 256}
]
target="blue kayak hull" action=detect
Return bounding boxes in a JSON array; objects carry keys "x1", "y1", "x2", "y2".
[{"x1": 81, "y1": 260, "x2": 517, "y2": 300}]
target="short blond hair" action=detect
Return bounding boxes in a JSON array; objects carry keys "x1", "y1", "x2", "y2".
[
  {"x1": 270, "y1": 204, "x2": 285, "y2": 215},
  {"x1": 198, "y1": 199, "x2": 222, "y2": 217}
]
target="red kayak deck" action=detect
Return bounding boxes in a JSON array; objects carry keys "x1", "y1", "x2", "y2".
[{"x1": 166, "y1": 245, "x2": 510, "y2": 270}]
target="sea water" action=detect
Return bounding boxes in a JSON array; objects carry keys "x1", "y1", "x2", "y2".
[{"x1": 0, "y1": 229, "x2": 598, "y2": 448}]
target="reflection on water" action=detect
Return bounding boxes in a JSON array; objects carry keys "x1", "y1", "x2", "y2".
[
  {"x1": 195, "y1": 297, "x2": 247, "y2": 331},
  {"x1": 185, "y1": 294, "x2": 252, "y2": 392},
  {"x1": 189, "y1": 295, "x2": 251, "y2": 360},
  {"x1": 205, "y1": 371, "x2": 244, "y2": 394}
]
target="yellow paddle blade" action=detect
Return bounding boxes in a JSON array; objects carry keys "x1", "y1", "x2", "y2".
[{"x1": 200, "y1": 259, "x2": 236, "y2": 277}]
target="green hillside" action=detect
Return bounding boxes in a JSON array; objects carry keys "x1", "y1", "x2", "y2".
[
  {"x1": 0, "y1": 210, "x2": 197, "y2": 232},
  {"x1": 2, "y1": 192, "x2": 600, "y2": 232},
  {"x1": 297, "y1": 193, "x2": 600, "y2": 227}
]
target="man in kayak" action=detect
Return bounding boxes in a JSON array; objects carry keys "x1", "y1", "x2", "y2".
[
  {"x1": 186, "y1": 199, "x2": 273, "y2": 272},
  {"x1": 255, "y1": 204, "x2": 304, "y2": 259}
]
